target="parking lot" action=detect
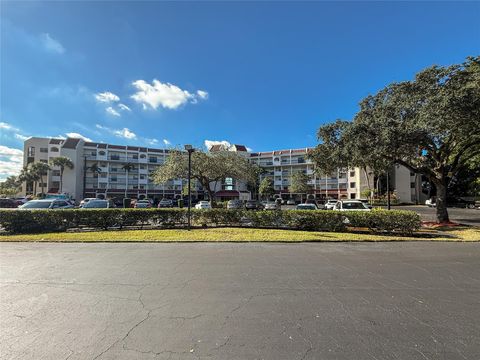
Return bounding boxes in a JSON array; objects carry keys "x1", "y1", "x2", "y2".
[
  {"x1": 388, "y1": 205, "x2": 480, "y2": 226},
  {"x1": 1, "y1": 242, "x2": 479, "y2": 359}
]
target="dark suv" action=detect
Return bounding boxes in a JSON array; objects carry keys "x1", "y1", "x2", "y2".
[
  {"x1": 245, "y1": 200, "x2": 263, "y2": 210},
  {"x1": 0, "y1": 198, "x2": 18, "y2": 208}
]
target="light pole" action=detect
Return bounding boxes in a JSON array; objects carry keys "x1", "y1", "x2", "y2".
[{"x1": 184, "y1": 145, "x2": 195, "y2": 230}]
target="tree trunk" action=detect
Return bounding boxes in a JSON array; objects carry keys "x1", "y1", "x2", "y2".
[
  {"x1": 59, "y1": 170, "x2": 63, "y2": 193},
  {"x1": 40, "y1": 175, "x2": 45, "y2": 195},
  {"x1": 434, "y1": 179, "x2": 449, "y2": 223}
]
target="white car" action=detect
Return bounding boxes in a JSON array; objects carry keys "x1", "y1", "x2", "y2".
[
  {"x1": 195, "y1": 201, "x2": 212, "y2": 209},
  {"x1": 425, "y1": 198, "x2": 436, "y2": 207},
  {"x1": 324, "y1": 199, "x2": 338, "y2": 210},
  {"x1": 264, "y1": 201, "x2": 279, "y2": 210},
  {"x1": 79, "y1": 198, "x2": 97, "y2": 208},
  {"x1": 334, "y1": 200, "x2": 371, "y2": 211},
  {"x1": 19, "y1": 199, "x2": 75, "y2": 210}
]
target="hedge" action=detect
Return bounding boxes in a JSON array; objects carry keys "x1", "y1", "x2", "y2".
[{"x1": 0, "y1": 208, "x2": 420, "y2": 234}]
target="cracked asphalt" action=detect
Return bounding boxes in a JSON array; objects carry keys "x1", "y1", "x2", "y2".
[{"x1": 1, "y1": 242, "x2": 479, "y2": 360}]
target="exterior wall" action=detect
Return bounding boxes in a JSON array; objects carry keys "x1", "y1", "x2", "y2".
[
  {"x1": 20, "y1": 137, "x2": 398, "y2": 203},
  {"x1": 22, "y1": 138, "x2": 51, "y2": 195}
]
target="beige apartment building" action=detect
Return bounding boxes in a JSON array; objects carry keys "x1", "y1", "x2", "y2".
[{"x1": 21, "y1": 137, "x2": 421, "y2": 204}]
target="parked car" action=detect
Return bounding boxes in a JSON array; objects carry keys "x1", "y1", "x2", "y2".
[
  {"x1": 333, "y1": 200, "x2": 371, "y2": 211},
  {"x1": 245, "y1": 200, "x2": 263, "y2": 210},
  {"x1": 264, "y1": 201, "x2": 280, "y2": 210},
  {"x1": 158, "y1": 198, "x2": 174, "y2": 208},
  {"x1": 134, "y1": 199, "x2": 152, "y2": 208},
  {"x1": 79, "y1": 197, "x2": 97, "y2": 208},
  {"x1": 286, "y1": 199, "x2": 296, "y2": 205},
  {"x1": 82, "y1": 199, "x2": 114, "y2": 209},
  {"x1": 324, "y1": 199, "x2": 338, "y2": 210},
  {"x1": 18, "y1": 199, "x2": 74, "y2": 210},
  {"x1": 0, "y1": 198, "x2": 18, "y2": 208},
  {"x1": 305, "y1": 199, "x2": 318, "y2": 209},
  {"x1": 195, "y1": 201, "x2": 212, "y2": 209},
  {"x1": 227, "y1": 200, "x2": 244, "y2": 210},
  {"x1": 296, "y1": 203, "x2": 317, "y2": 210},
  {"x1": 425, "y1": 196, "x2": 476, "y2": 209}
]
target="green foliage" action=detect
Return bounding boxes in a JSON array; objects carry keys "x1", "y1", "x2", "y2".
[
  {"x1": 259, "y1": 177, "x2": 275, "y2": 199},
  {"x1": 0, "y1": 175, "x2": 21, "y2": 197},
  {"x1": 50, "y1": 156, "x2": 74, "y2": 192},
  {"x1": 309, "y1": 56, "x2": 480, "y2": 223},
  {"x1": 152, "y1": 149, "x2": 260, "y2": 201},
  {"x1": 289, "y1": 172, "x2": 312, "y2": 195},
  {"x1": 0, "y1": 209, "x2": 420, "y2": 235},
  {"x1": 343, "y1": 209, "x2": 421, "y2": 234}
]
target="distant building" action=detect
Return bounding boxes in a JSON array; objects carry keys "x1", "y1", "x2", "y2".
[{"x1": 21, "y1": 137, "x2": 421, "y2": 204}]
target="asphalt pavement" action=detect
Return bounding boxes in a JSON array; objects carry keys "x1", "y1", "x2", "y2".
[
  {"x1": 386, "y1": 205, "x2": 480, "y2": 226},
  {"x1": 1, "y1": 242, "x2": 479, "y2": 359}
]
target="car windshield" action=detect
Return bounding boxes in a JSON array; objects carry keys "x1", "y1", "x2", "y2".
[
  {"x1": 21, "y1": 201, "x2": 52, "y2": 209},
  {"x1": 343, "y1": 202, "x2": 367, "y2": 209},
  {"x1": 84, "y1": 201, "x2": 107, "y2": 208}
]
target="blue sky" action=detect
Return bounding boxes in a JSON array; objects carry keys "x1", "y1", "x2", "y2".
[{"x1": 1, "y1": 1, "x2": 479, "y2": 180}]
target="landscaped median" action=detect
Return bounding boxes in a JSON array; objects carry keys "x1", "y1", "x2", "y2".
[{"x1": 0, "y1": 208, "x2": 477, "y2": 241}]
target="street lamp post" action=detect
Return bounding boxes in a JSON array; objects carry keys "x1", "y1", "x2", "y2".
[{"x1": 184, "y1": 145, "x2": 195, "y2": 230}]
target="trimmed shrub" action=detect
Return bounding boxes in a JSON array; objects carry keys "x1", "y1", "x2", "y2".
[
  {"x1": 343, "y1": 209, "x2": 421, "y2": 234},
  {"x1": 0, "y1": 208, "x2": 420, "y2": 234}
]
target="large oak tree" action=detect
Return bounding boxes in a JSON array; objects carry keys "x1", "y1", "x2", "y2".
[
  {"x1": 152, "y1": 149, "x2": 260, "y2": 202},
  {"x1": 309, "y1": 56, "x2": 480, "y2": 223}
]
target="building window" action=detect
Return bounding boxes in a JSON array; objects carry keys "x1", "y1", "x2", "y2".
[
  {"x1": 140, "y1": 165, "x2": 145, "y2": 169},
  {"x1": 50, "y1": 147, "x2": 59, "y2": 152},
  {"x1": 52, "y1": 170, "x2": 61, "y2": 176},
  {"x1": 410, "y1": 182, "x2": 416, "y2": 189},
  {"x1": 140, "y1": 154, "x2": 146, "y2": 159},
  {"x1": 140, "y1": 174, "x2": 145, "y2": 180},
  {"x1": 410, "y1": 172, "x2": 415, "y2": 177},
  {"x1": 111, "y1": 177, "x2": 117, "y2": 182},
  {"x1": 149, "y1": 156, "x2": 157, "y2": 163},
  {"x1": 40, "y1": 159, "x2": 48, "y2": 163},
  {"x1": 28, "y1": 147, "x2": 35, "y2": 157},
  {"x1": 132, "y1": 154, "x2": 138, "y2": 159},
  {"x1": 111, "y1": 154, "x2": 120, "y2": 160},
  {"x1": 349, "y1": 171, "x2": 355, "y2": 177},
  {"x1": 350, "y1": 182, "x2": 356, "y2": 188},
  {"x1": 350, "y1": 193, "x2": 356, "y2": 199},
  {"x1": 98, "y1": 151, "x2": 106, "y2": 156},
  {"x1": 40, "y1": 148, "x2": 48, "y2": 153}
]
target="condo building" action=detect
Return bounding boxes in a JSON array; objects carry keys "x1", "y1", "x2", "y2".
[{"x1": 21, "y1": 137, "x2": 422, "y2": 204}]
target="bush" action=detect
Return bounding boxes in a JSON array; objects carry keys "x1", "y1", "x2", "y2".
[
  {"x1": 343, "y1": 209, "x2": 421, "y2": 234},
  {"x1": 0, "y1": 208, "x2": 420, "y2": 234}
]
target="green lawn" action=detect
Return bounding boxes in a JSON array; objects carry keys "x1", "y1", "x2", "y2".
[{"x1": 0, "y1": 227, "x2": 478, "y2": 242}]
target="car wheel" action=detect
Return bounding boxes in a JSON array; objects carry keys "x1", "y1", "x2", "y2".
[{"x1": 467, "y1": 204, "x2": 475, "y2": 209}]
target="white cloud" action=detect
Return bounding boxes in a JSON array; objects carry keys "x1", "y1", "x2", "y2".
[
  {"x1": 146, "y1": 138, "x2": 159, "y2": 145},
  {"x1": 163, "y1": 139, "x2": 171, "y2": 146},
  {"x1": 131, "y1": 79, "x2": 208, "y2": 110},
  {"x1": 118, "y1": 103, "x2": 131, "y2": 112},
  {"x1": 0, "y1": 145, "x2": 23, "y2": 180},
  {"x1": 106, "y1": 107, "x2": 121, "y2": 117},
  {"x1": 66, "y1": 132, "x2": 92, "y2": 142},
  {"x1": 15, "y1": 134, "x2": 29, "y2": 141},
  {"x1": 95, "y1": 92, "x2": 120, "y2": 103},
  {"x1": 114, "y1": 128, "x2": 136, "y2": 139},
  {"x1": 40, "y1": 33, "x2": 65, "y2": 54},
  {"x1": 204, "y1": 140, "x2": 232, "y2": 151},
  {"x1": 0, "y1": 122, "x2": 17, "y2": 131},
  {"x1": 197, "y1": 90, "x2": 209, "y2": 99}
]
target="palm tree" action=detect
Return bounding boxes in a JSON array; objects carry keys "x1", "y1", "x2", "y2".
[
  {"x1": 30, "y1": 162, "x2": 51, "y2": 196},
  {"x1": 18, "y1": 166, "x2": 36, "y2": 195},
  {"x1": 122, "y1": 163, "x2": 135, "y2": 198},
  {"x1": 50, "y1": 156, "x2": 74, "y2": 193},
  {"x1": 88, "y1": 163, "x2": 102, "y2": 175}
]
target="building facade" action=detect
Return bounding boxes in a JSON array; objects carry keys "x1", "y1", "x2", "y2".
[{"x1": 21, "y1": 137, "x2": 421, "y2": 204}]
